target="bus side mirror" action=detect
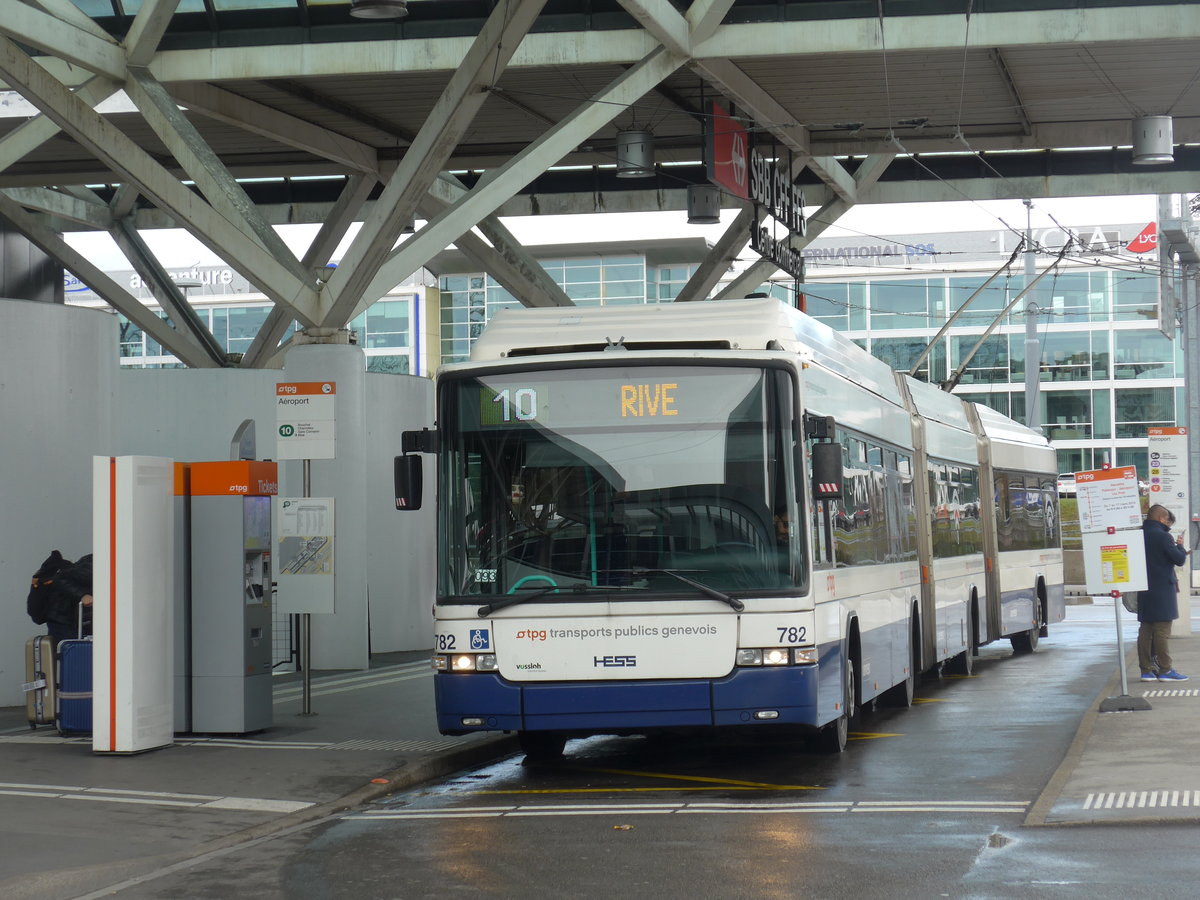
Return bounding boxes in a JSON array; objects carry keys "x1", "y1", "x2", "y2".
[
  {"x1": 811, "y1": 442, "x2": 844, "y2": 500},
  {"x1": 394, "y1": 455, "x2": 423, "y2": 510}
]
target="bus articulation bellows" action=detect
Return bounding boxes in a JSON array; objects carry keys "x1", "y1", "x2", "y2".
[{"x1": 395, "y1": 299, "x2": 1064, "y2": 759}]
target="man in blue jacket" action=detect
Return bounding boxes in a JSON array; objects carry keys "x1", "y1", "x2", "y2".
[{"x1": 1139, "y1": 505, "x2": 1189, "y2": 681}]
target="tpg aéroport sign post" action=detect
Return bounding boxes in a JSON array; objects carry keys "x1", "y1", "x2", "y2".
[{"x1": 275, "y1": 381, "x2": 337, "y2": 715}]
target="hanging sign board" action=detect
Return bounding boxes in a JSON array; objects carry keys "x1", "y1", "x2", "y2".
[
  {"x1": 276, "y1": 382, "x2": 336, "y2": 460},
  {"x1": 706, "y1": 101, "x2": 750, "y2": 200},
  {"x1": 706, "y1": 101, "x2": 807, "y2": 280}
]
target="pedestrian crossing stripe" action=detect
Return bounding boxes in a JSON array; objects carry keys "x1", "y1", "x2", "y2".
[{"x1": 1084, "y1": 790, "x2": 1200, "y2": 810}]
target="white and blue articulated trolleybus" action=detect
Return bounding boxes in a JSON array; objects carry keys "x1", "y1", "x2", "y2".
[{"x1": 395, "y1": 299, "x2": 1064, "y2": 759}]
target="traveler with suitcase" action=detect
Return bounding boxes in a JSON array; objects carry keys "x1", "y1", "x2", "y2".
[
  {"x1": 24, "y1": 550, "x2": 68, "y2": 727},
  {"x1": 42, "y1": 554, "x2": 93, "y2": 643},
  {"x1": 24, "y1": 551, "x2": 94, "y2": 732}
]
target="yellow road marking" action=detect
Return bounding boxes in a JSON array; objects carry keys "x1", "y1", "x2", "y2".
[
  {"x1": 913, "y1": 697, "x2": 946, "y2": 703},
  {"x1": 478, "y1": 785, "x2": 815, "y2": 795},
  {"x1": 848, "y1": 732, "x2": 902, "y2": 741},
  {"x1": 579, "y1": 766, "x2": 823, "y2": 790}
]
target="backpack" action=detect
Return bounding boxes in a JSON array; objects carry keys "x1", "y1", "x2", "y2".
[
  {"x1": 27, "y1": 550, "x2": 66, "y2": 625},
  {"x1": 1121, "y1": 592, "x2": 1139, "y2": 614}
]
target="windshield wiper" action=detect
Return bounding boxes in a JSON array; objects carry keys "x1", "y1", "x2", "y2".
[
  {"x1": 630, "y1": 568, "x2": 745, "y2": 612},
  {"x1": 476, "y1": 582, "x2": 643, "y2": 617}
]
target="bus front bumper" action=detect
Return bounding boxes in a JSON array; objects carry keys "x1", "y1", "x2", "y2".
[{"x1": 434, "y1": 665, "x2": 819, "y2": 735}]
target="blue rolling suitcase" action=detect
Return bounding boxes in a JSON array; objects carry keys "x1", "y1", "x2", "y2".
[{"x1": 57, "y1": 607, "x2": 93, "y2": 736}]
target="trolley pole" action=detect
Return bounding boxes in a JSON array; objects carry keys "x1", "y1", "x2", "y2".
[
  {"x1": 300, "y1": 458, "x2": 314, "y2": 717},
  {"x1": 1023, "y1": 200, "x2": 1042, "y2": 432}
]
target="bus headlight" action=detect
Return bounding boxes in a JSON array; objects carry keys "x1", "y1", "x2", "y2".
[
  {"x1": 736, "y1": 648, "x2": 763, "y2": 666},
  {"x1": 434, "y1": 653, "x2": 499, "y2": 672},
  {"x1": 736, "y1": 647, "x2": 815, "y2": 667}
]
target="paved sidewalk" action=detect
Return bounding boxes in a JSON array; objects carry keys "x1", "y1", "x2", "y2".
[
  {"x1": 1029, "y1": 596, "x2": 1200, "y2": 826},
  {"x1": 0, "y1": 651, "x2": 516, "y2": 899}
]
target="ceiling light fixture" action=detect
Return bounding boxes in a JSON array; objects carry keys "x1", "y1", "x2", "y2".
[
  {"x1": 615, "y1": 129, "x2": 655, "y2": 178},
  {"x1": 350, "y1": 0, "x2": 409, "y2": 19},
  {"x1": 1132, "y1": 115, "x2": 1174, "y2": 165},
  {"x1": 687, "y1": 184, "x2": 721, "y2": 224}
]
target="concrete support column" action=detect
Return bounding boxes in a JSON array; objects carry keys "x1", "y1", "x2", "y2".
[{"x1": 0, "y1": 220, "x2": 63, "y2": 303}]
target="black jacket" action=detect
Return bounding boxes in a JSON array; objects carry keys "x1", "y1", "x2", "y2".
[
  {"x1": 43, "y1": 554, "x2": 93, "y2": 632},
  {"x1": 1138, "y1": 520, "x2": 1187, "y2": 623}
]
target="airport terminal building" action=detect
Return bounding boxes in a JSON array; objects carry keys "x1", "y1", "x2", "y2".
[{"x1": 66, "y1": 220, "x2": 1178, "y2": 483}]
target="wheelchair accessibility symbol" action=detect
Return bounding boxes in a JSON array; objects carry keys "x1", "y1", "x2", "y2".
[{"x1": 470, "y1": 629, "x2": 490, "y2": 650}]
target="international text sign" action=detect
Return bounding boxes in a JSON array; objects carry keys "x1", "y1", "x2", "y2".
[{"x1": 276, "y1": 382, "x2": 336, "y2": 460}]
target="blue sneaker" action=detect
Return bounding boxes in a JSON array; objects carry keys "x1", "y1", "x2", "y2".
[
  {"x1": 1140, "y1": 671, "x2": 1160, "y2": 682},
  {"x1": 1158, "y1": 670, "x2": 1189, "y2": 681}
]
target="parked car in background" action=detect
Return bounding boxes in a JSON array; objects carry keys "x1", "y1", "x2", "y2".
[{"x1": 1057, "y1": 473, "x2": 1077, "y2": 496}]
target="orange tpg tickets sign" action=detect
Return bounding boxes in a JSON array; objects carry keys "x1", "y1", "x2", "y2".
[
  {"x1": 276, "y1": 382, "x2": 336, "y2": 396},
  {"x1": 1075, "y1": 466, "x2": 1137, "y2": 484},
  {"x1": 175, "y1": 461, "x2": 279, "y2": 497}
]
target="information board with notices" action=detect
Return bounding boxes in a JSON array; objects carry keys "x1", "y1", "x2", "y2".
[{"x1": 1075, "y1": 466, "x2": 1142, "y2": 534}]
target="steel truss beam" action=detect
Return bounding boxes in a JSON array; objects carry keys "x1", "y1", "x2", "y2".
[
  {"x1": 321, "y1": 0, "x2": 550, "y2": 326},
  {"x1": 0, "y1": 193, "x2": 215, "y2": 368},
  {"x1": 344, "y1": 46, "x2": 687, "y2": 324},
  {"x1": 128, "y1": 8, "x2": 1196, "y2": 84},
  {"x1": 0, "y1": 35, "x2": 322, "y2": 326}
]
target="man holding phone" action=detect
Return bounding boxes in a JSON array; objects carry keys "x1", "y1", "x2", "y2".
[{"x1": 1138, "y1": 504, "x2": 1190, "y2": 681}]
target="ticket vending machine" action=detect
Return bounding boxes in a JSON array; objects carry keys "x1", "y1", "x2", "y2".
[{"x1": 174, "y1": 460, "x2": 278, "y2": 733}]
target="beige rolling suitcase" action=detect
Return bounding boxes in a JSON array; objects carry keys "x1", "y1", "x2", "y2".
[{"x1": 23, "y1": 634, "x2": 57, "y2": 727}]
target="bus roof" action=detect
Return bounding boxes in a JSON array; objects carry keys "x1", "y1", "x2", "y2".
[
  {"x1": 969, "y1": 400, "x2": 1056, "y2": 474},
  {"x1": 470, "y1": 298, "x2": 899, "y2": 401}
]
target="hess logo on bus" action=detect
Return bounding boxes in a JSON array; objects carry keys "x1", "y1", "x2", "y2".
[{"x1": 594, "y1": 655, "x2": 637, "y2": 668}]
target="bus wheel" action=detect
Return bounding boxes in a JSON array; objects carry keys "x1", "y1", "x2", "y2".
[
  {"x1": 1010, "y1": 626, "x2": 1039, "y2": 654},
  {"x1": 946, "y1": 645, "x2": 974, "y2": 675},
  {"x1": 518, "y1": 731, "x2": 567, "y2": 762},
  {"x1": 818, "y1": 660, "x2": 855, "y2": 753}
]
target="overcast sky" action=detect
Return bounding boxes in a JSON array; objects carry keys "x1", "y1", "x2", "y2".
[{"x1": 63, "y1": 194, "x2": 1159, "y2": 272}]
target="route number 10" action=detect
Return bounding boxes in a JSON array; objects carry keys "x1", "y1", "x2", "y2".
[{"x1": 492, "y1": 387, "x2": 538, "y2": 422}]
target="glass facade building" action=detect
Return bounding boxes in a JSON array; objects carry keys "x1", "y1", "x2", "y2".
[
  {"x1": 800, "y1": 223, "x2": 1178, "y2": 481},
  {"x1": 67, "y1": 266, "x2": 432, "y2": 376},
  {"x1": 433, "y1": 239, "x2": 704, "y2": 364}
]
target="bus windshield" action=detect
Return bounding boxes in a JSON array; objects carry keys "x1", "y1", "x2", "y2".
[{"x1": 438, "y1": 364, "x2": 804, "y2": 601}]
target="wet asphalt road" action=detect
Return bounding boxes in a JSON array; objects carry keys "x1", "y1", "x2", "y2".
[{"x1": 94, "y1": 605, "x2": 1200, "y2": 899}]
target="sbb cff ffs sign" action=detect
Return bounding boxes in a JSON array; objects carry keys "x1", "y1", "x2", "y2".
[
  {"x1": 706, "y1": 101, "x2": 807, "y2": 279},
  {"x1": 276, "y1": 382, "x2": 336, "y2": 460}
]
